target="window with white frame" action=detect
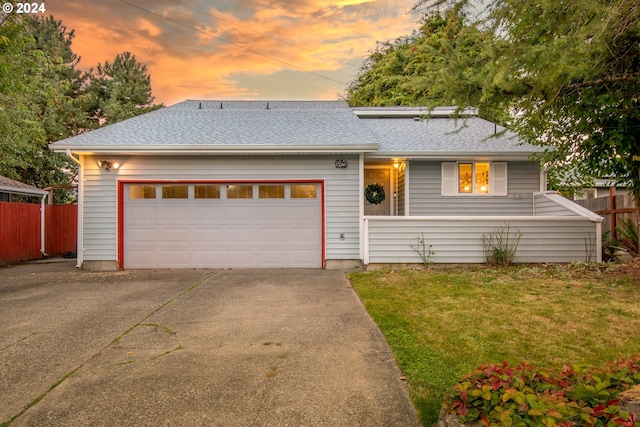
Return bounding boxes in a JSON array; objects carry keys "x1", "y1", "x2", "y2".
[{"x1": 441, "y1": 161, "x2": 507, "y2": 196}]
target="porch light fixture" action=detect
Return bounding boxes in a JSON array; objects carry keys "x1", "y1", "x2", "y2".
[{"x1": 98, "y1": 160, "x2": 120, "y2": 171}]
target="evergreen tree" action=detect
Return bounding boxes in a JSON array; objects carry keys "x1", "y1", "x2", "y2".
[
  {"x1": 346, "y1": 0, "x2": 640, "y2": 203},
  {"x1": 87, "y1": 51, "x2": 162, "y2": 125},
  {"x1": 0, "y1": 15, "x2": 163, "y2": 190}
]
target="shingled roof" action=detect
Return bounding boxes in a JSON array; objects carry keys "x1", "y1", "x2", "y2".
[
  {"x1": 49, "y1": 100, "x2": 540, "y2": 159},
  {"x1": 0, "y1": 176, "x2": 48, "y2": 197}
]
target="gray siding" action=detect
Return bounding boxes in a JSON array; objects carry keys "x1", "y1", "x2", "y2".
[
  {"x1": 80, "y1": 154, "x2": 360, "y2": 263},
  {"x1": 533, "y1": 192, "x2": 593, "y2": 216},
  {"x1": 365, "y1": 217, "x2": 599, "y2": 264},
  {"x1": 397, "y1": 166, "x2": 406, "y2": 216},
  {"x1": 409, "y1": 161, "x2": 540, "y2": 215}
]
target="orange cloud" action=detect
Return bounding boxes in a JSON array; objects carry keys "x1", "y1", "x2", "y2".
[{"x1": 47, "y1": 0, "x2": 418, "y2": 105}]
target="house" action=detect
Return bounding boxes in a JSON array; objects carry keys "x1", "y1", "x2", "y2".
[
  {"x1": 49, "y1": 100, "x2": 602, "y2": 270},
  {"x1": 0, "y1": 175, "x2": 48, "y2": 202},
  {"x1": 573, "y1": 179, "x2": 630, "y2": 200},
  {"x1": 0, "y1": 175, "x2": 50, "y2": 262}
]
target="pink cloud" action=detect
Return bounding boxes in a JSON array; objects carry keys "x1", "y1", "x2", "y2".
[{"x1": 46, "y1": 0, "x2": 418, "y2": 104}]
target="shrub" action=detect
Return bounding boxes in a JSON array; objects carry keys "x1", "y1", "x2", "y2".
[
  {"x1": 410, "y1": 232, "x2": 435, "y2": 268},
  {"x1": 444, "y1": 356, "x2": 640, "y2": 426},
  {"x1": 482, "y1": 223, "x2": 522, "y2": 266},
  {"x1": 617, "y1": 219, "x2": 639, "y2": 257}
]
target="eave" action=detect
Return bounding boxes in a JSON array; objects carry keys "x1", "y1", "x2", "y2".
[
  {"x1": 50, "y1": 144, "x2": 381, "y2": 155},
  {"x1": 365, "y1": 151, "x2": 541, "y2": 161},
  {"x1": 0, "y1": 185, "x2": 48, "y2": 197}
]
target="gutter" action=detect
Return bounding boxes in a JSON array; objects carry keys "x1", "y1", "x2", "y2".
[
  {"x1": 364, "y1": 152, "x2": 538, "y2": 161},
  {"x1": 50, "y1": 144, "x2": 381, "y2": 155},
  {"x1": 65, "y1": 150, "x2": 83, "y2": 268}
]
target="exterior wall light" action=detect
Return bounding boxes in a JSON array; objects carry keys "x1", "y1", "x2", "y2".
[{"x1": 98, "y1": 160, "x2": 120, "y2": 171}]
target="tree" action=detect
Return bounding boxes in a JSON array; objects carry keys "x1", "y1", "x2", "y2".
[
  {"x1": 346, "y1": 5, "x2": 495, "y2": 109},
  {"x1": 346, "y1": 0, "x2": 640, "y2": 205},
  {"x1": 0, "y1": 15, "x2": 162, "y2": 191},
  {"x1": 479, "y1": 0, "x2": 640, "y2": 203},
  {"x1": 87, "y1": 51, "x2": 162, "y2": 125}
]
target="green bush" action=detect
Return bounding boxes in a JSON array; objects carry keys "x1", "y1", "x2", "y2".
[{"x1": 444, "y1": 356, "x2": 640, "y2": 426}]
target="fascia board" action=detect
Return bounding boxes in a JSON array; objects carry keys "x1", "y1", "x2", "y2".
[
  {"x1": 365, "y1": 151, "x2": 539, "y2": 161},
  {"x1": 353, "y1": 108, "x2": 478, "y2": 118},
  {"x1": 0, "y1": 185, "x2": 48, "y2": 196},
  {"x1": 50, "y1": 144, "x2": 381, "y2": 155}
]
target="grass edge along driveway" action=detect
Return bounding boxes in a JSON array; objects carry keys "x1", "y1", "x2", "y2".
[{"x1": 349, "y1": 263, "x2": 640, "y2": 427}]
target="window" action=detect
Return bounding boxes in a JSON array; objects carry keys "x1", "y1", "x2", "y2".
[
  {"x1": 162, "y1": 185, "x2": 188, "y2": 199},
  {"x1": 130, "y1": 185, "x2": 156, "y2": 199},
  {"x1": 227, "y1": 185, "x2": 253, "y2": 199},
  {"x1": 291, "y1": 184, "x2": 317, "y2": 199},
  {"x1": 458, "y1": 162, "x2": 490, "y2": 194},
  {"x1": 195, "y1": 185, "x2": 220, "y2": 199},
  {"x1": 259, "y1": 185, "x2": 285, "y2": 199},
  {"x1": 442, "y1": 162, "x2": 507, "y2": 196}
]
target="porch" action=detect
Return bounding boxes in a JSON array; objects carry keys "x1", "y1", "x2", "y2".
[{"x1": 362, "y1": 192, "x2": 604, "y2": 265}]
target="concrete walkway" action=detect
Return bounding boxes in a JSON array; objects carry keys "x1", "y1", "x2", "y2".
[{"x1": 0, "y1": 261, "x2": 419, "y2": 426}]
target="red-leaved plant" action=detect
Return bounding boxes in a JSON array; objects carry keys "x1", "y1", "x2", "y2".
[{"x1": 445, "y1": 356, "x2": 640, "y2": 426}]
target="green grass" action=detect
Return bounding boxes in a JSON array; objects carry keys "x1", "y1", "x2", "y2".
[{"x1": 349, "y1": 263, "x2": 640, "y2": 427}]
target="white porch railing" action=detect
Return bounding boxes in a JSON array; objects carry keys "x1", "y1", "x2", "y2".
[{"x1": 363, "y1": 193, "x2": 603, "y2": 265}]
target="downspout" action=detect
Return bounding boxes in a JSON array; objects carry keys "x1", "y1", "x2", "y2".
[
  {"x1": 65, "y1": 149, "x2": 83, "y2": 268},
  {"x1": 596, "y1": 221, "x2": 603, "y2": 263},
  {"x1": 40, "y1": 193, "x2": 47, "y2": 257},
  {"x1": 358, "y1": 153, "x2": 365, "y2": 261}
]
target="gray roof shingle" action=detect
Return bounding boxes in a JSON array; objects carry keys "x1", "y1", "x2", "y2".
[
  {"x1": 49, "y1": 100, "x2": 540, "y2": 157},
  {"x1": 0, "y1": 175, "x2": 47, "y2": 196}
]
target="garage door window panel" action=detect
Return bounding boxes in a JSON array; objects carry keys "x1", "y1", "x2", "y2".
[
  {"x1": 259, "y1": 185, "x2": 285, "y2": 199},
  {"x1": 130, "y1": 185, "x2": 157, "y2": 199},
  {"x1": 227, "y1": 185, "x2": 253, "y2": 199},
  {"x1": 291, "y1": 184, "x2": 317, "y2": 199},
  {"x1": 162, "y1": 185, "x2": 188, "y2": 199},
  {"x1": 195, "y1": 185, "x2": 221, "y2": 199}
]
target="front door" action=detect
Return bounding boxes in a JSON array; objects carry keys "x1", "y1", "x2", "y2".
[{"x1": 364, "y1": 168, "x2": 391, "y2": 215}]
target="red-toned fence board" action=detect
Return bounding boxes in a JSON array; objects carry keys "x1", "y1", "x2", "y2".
[
  {"x1": 0, "y1": 202, "x2": 78, "y2": 264},
  {"x1": 0, "y1": 202, "x2": 42, "y2": 264},
  {"x1": 45, "y1": 204, "x2": 78, "y2": 256}
]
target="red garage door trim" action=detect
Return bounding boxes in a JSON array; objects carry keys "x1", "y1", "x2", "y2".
[{"x1": 117, "y1": 179, "x2": 325, "y2": 269}]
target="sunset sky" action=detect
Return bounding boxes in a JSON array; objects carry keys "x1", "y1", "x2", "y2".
[{"x1": 44, "y1": 0, "x2": 420, "y2": 106}]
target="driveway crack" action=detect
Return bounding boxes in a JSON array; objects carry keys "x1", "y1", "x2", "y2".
[{"x1": 1, "y1": 270, "x2": 219, "y2": 427}]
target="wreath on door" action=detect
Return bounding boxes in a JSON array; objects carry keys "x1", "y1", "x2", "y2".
[{"x1": 365, "y1": 183, "x2": 386, "y2": 205}]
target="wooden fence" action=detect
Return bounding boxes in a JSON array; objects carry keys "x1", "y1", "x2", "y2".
[
  {"x1": 45, "y1": 204, "x2": 78, "y2": 257},
  {"x1": 0, "y1": 202, "x2": 77, "y2": 264},
  {"x1": 573, "y1": 191, "x2": 638, "y2": 240}
]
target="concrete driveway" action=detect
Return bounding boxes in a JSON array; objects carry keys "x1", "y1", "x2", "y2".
[{"x1": 0, "y1": 261, "x2": 419, "y2": 427}]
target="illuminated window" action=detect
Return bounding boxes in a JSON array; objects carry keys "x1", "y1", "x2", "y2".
[
  {"x1": 443, "y1": 162, "x2": 506, "y2": 196},
  {"x1": 227, "y1": 185, "x2": 253, "y2": 199},
  {"x1": 458, "y1": 163, "x2": 473, "y2": 193},
  {"x1": 195, "y1": 185, "x2": 220, "y2": 199},
  {"x1": 162, "y1": 185, "x2": 188, "y2": 199},
  {"x1": 291, "y1": 184, "x2": 317, "y2": 199},
  {"x1": 130, "y1": 185, "x2": 156, "y2": 199},
  {"x1": 475, "y1": 163, "x2": 490, "y2": 194},
  {"x1": 259, "y1": 185, "x2": 285, "y2": 199},
  {"x1": 458, "y1": 163, "x2": 490, "y2": 195}
]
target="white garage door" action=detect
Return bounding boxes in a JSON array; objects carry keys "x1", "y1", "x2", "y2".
[{"x1": 123, "y1": 182, "x2": 322, "y2": 268}]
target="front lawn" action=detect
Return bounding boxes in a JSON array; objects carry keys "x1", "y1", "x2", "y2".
[{"x1": 349, "y1": 263, "x2": 640, "y2": 427}]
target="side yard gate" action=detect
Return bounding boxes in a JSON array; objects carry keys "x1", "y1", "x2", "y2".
[{"x1": 0, "y1": 202, "x2": 77, "y2": 264}]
